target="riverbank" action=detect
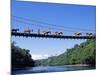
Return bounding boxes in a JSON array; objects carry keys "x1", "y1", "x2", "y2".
[
  {"x1": 39, "y1": 64, "x2": 91, "y2": 67},
  {"x1": 64, "y1": 64, "x2": 89, "y2": 67},
  {"x1": 12, "y1": 65, "x2": 95, "y2": 75}
]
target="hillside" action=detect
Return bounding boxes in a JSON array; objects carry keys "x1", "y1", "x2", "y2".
[{"x1": 35, "y1": 39, "x2": 96, "y2": 66}]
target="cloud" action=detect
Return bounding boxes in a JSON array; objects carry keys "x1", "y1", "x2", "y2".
[{"x1": 31, "y1": 54, "x2": 49, "y2": 60}]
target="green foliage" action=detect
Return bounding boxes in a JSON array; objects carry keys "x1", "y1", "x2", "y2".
[
  {"x1": 11, "y1": 42, "x2": 35, "y2": 69},
  {"x1": 36, "y1": 39, "x2": 96, "y2": 66}
]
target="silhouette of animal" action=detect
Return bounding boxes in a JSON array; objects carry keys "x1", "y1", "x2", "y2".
[
  {"x1": 12, "y1": 28, "x2": 19, "y2": 32},
  {"x1": 42, "y1": 31, "x2": 51, "y2": 35},
  {"x1": 74, "y1": 32, "x2": 82, "y2": 36},
  {"x1": 86, "y1": 33, "x2": 93, "y2": 36}
]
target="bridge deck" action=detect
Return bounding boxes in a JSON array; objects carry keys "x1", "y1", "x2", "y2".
[{"x1": 11, "y1": 32, "x2": 96, "y2": 39}]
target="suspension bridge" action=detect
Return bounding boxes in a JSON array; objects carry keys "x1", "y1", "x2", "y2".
[
  {"x1": 12, "y1": 32, "x2": 95, "y2": 39},
  {"x1": 11, "y1": 16, "x2": 96, "y2": 40}
]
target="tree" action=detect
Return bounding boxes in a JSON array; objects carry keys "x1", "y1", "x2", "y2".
[{"x1": 11, "y1": 42, "x2": 35, "y2": 69}]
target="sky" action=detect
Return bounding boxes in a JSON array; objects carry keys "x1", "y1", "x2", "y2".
[{"x1": 11, "y1": 0, "x2": 96, "y2": 60}]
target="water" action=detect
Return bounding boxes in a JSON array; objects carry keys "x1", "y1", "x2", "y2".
[{"x1": 12, "y1": 65, "x2": 95, "y2": 75}]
